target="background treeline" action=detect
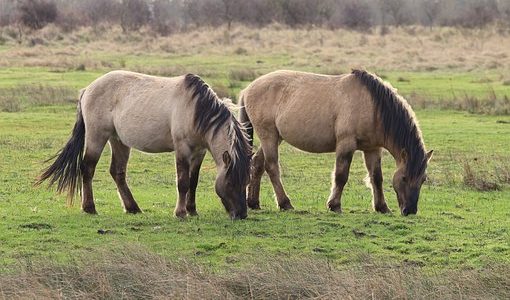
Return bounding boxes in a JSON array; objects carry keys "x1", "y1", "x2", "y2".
[{"x1": 0, "y1": 0, "x2": 509, "y2": 35}]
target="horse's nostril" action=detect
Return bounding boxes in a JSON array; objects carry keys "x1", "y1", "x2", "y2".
[{"x1": 402, "y1": 208, "x2": 409, "y2": 216}]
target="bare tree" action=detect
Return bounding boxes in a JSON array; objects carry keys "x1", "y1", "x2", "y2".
[
  {"x1": 222, "y1": 0, "x2": 235, "y2": 30},
  {"x1": 462, "y1": 0, "x2": 499, "y2": 28},
  {"x1": 152, "y1": 0, "x2": 182, "y2": 35},
  {"x1": 183, "y1": 0, "x2": 222, "y2": 28},
  {"x1": 0, "y1": 0, "x2": 17, "y2": 26},
  {"x1": 84, "y1": 0, "x2": 121, "y2": 26},
  {"x1": 120, "y1": 0, "x2": 150, "y2": 32},
  {"x1": 379, "y1": 0, "x2": 411, "y2": 27},
  {"x1": 278, "y1": 0, "x2": 333, "y2": 27},
  {"x1": 422, "y1": 0, "x2": 440, "y2": 29},
  {"x1": 338, "y1": 0, "x2": 372, "y2": 31}
]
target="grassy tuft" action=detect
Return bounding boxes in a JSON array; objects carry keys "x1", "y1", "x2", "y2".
[
  {"x1": 463, "y1": 162, "x2": 501, "y2": 191},
  {"x1": 407, "y1": 94, "x2": 510, "y2": 115},
  {"x1": 0, "y1": 85, "x2": 76, "y2": 112},
  {"x1": 228, "y1": 68, "x2": 258, "y2": 82},
  {"x1": 0, "y1": 97, "x2": 21, "y2": 112}
]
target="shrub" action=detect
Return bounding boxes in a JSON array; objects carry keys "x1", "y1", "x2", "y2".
[
  {"x1": 55, "y1": 9, "x2": 83, "y2": 32},
  {"x1": 18, "y1": 0, "x2": 58, "y2": 30},
  {"x1": 332, "y1": 0, "x2": 372, "y2": 31},
  {"x1": 83, "y1": 0, "x2": 121, "y2": 26}
]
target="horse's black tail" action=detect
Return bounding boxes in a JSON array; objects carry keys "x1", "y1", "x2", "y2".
[
  {"x1": 36, "y1": 91, "x2": 86, "y2": 205},
  {"x1": 238, "y1": 91, "x2": 253, "y2": 148}
]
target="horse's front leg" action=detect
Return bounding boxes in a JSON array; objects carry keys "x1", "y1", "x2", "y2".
[
  {"x1": 185, "y1": 150, "x2": 206, "y2": 216},
  {"x1": 363, "y1": 149, "x2": 391, "y2": 213},
  {"x1": 327, "y1": 143, "x2": 355, "y2": 213},
  {"x1": 174, "y1": 153, "x2": 190, "y2": 219},
  {"x1": 247, "y1": 148, "x2": 265, "y2": 209}
]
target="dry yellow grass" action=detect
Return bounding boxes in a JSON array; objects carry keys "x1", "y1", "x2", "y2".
[
  {"x1": 1, "y1": 24, "x2": 509, "y2": 72},
  {"x1": 1, "y1": 245, "x2": 509, "y2": 299}
]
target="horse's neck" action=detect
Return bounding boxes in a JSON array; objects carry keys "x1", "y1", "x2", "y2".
[
  {"x1": 383, "y1": 140, "x2": 405, "y2": 166},
  {"x1": 204, "y1": 126, "x2": 230, "y2": 169},
  {"x1": 382, "y1": 134, "x2": 425, "y2": 168}
]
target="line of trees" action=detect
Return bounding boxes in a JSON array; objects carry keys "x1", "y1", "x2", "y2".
[{"x1": 1, "y1": 0, "x2": 509, "y2": 35}]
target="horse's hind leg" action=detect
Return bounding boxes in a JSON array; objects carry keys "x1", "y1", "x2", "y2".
[
  {"x1": 81, "y1": 132, "x2": 108, "y2": 214},
  {"x1": 109, "y1": 139, "x2": 142, "y2": 214},
  {"x1": 327, "y1": 142, "x2": 356, "y2": 213},
  {"x1": 185, "y1": 150, "x2": 206, "y2": 216},
  {"x1": 260, "y1": 137, "x2": 294, "y2": 210},
  {"x1": 247, "y1": 148, "x2": 265, "y2": 209},
  {"x1": 363, "y1": 149, "x2": 391, "y2": 213}
]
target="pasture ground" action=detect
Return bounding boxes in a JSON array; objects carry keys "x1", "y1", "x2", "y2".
[{"x1": 0, "y1": 25, "x2": 509, "y2": 298}]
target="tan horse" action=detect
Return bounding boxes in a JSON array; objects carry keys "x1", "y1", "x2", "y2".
[
  {"x1": 239, "y1": 70, "x2": 433, "y2": 216},
  {"x1": 38, "y1": 71, "x2": 251, "y2": 219}
]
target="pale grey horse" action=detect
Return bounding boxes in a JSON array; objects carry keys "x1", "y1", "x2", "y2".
[{"x1": 38, "y1": 71, "x2": 251, "y2": 219}]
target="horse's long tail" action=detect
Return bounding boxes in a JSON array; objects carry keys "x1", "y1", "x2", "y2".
[
  {"x1": 36, "y1": 90, "x2": 86, "y2": 205},
  {"x1": 238, "y1": 91, "x2": 253, "y2": 148}
]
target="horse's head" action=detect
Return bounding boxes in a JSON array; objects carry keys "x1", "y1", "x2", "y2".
[
  {"x1": 393, "y1": 149, "x2": 433, "y2": 216},
  {"x1": 215, "y1": 151, "x2": 249, "y2": 220}
]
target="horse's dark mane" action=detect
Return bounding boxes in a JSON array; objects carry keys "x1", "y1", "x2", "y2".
[
  {"x1": 352, "y1": 69, "x2": 427, "y2": 181},
  {"x1": 184, "y1": 74, "x2": 251, "y2": 188},
  {"x1": 185, "y1": 74, "x2": 230, "y2": 137}
]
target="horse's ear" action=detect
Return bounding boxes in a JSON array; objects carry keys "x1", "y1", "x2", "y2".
[
  {"x1": 222, "y1": 151, "x2": 232, "y2": 167},
  {"x1": 426, "y1": 150, "x2": 434, "y2": 162},
  {"x1": 400, "y1": 149, "x2": 408, "y2": 163}
]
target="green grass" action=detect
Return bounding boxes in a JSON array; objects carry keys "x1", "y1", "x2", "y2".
[
  {"x1": 1, "y1": 28, "x2": 510, "y2": 284},
  {"x1": 1, "y1": 106, "x2": 509, "y2": 270},
  {"x1": 0, "y1": 67, "x2": 104, "y2": 89},
  {"x1": 382, "y1": 71, "x2": 510, "y2": 100}
]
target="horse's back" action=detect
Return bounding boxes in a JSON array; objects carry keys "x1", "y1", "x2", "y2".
[
  {"x1": 80, "y1": 71, "x2": 191, "y2": 153},
  {"x1": 243, "y1": 70, "x2": 374, "y2": 153}
]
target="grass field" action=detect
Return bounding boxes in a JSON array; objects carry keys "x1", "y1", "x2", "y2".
[{"x1": 1, "y1": 25, "x2": 509, "y2": 298}]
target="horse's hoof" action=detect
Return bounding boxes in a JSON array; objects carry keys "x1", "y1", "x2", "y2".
[
  {"x1": 328, "y1": 204, "x2": 342, "y2": 213},
  {"x1": 248, "y1": 201, "x2": 261, "y2": 210},
  {"x1": 279, "y1": 201, "x2": 294, "y2": 211},
  {"x1": 125, "y1": 206, "x2": 142, "y2": 214},
  {"x1": 187, "y1": 210, "x2": 199, "y2": 217},
  {"x1": 374, "y1": 203, "x2": 391, "y2": 214},
  {"x1": 174, "y1": 210, "x2": 187, "y2": 219},
  {"x1": 82, "y1": 206, "x2": 97, "y2": 214}
]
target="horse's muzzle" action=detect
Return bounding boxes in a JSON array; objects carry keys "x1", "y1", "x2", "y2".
[
  {"x1": 230, "y1": 211, "x2": 247, "y2": 220},
  {"x1": 401, "y1": 207, "x2": 417, "y2": 216}
]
